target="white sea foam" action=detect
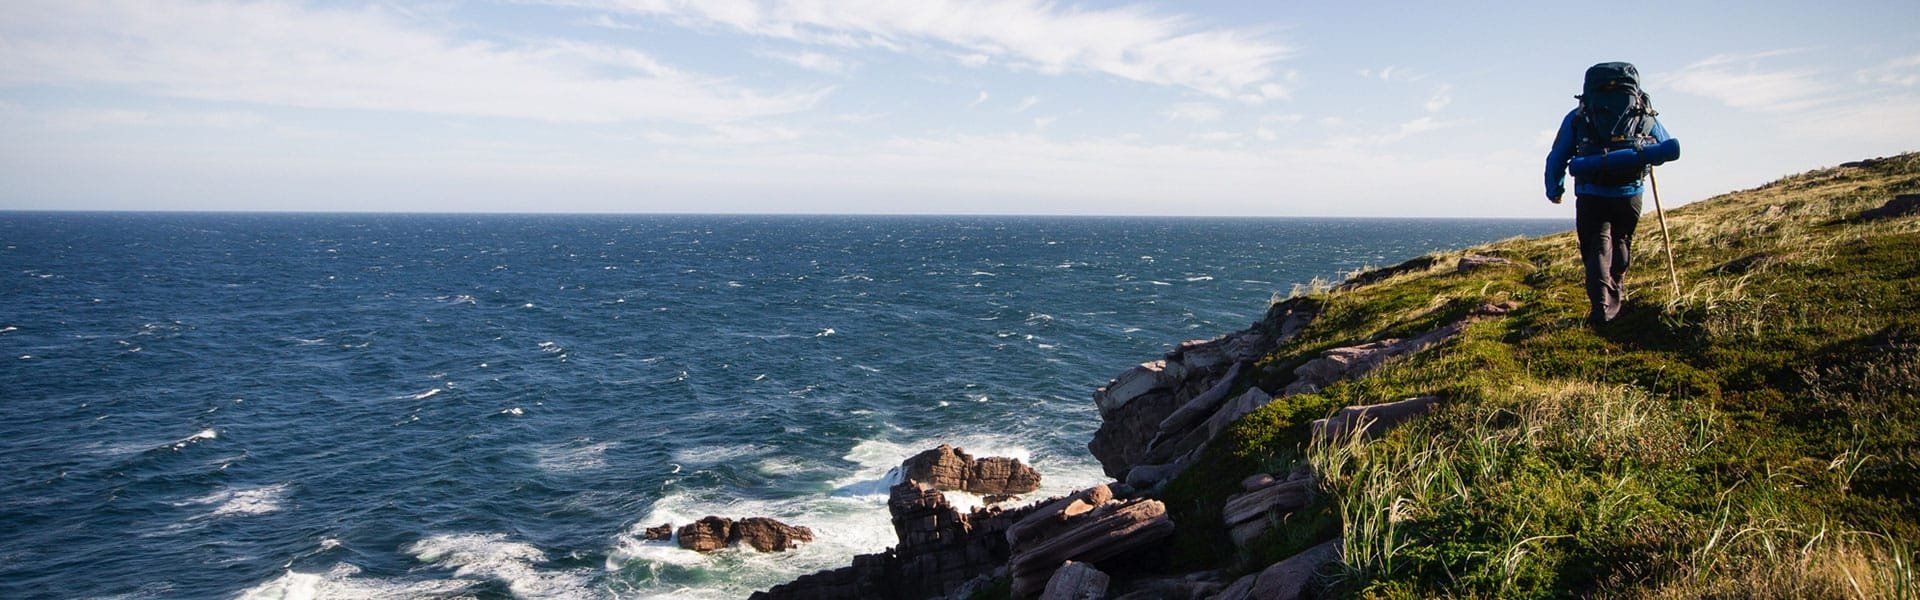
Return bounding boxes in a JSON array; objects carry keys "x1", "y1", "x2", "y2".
[
  {"x1": 171, "y1": 428, "x2": 218, "y2": 450},
  {"x1": 407, "y1": 533, "x2": 597, "y2": 600},
  {"x1": 237, "y1": 561, "x2": 482, "y2": 600},
  {"x1": 0, "y1": 326, "x2": 19, "y2": 334},
  {"x1": 180, "y1": 482, "x2": 291, "y2": 518},
  {"x1": 815, "y1": 328, "x2": 836, "y2": 337},
  {"x1": 405, "y1": 388, "x2": 442, "y2": 400},
  {"x1": 535, "y1": 441, "x2": 617, "y2": 473},
  {"x1": 1185, "y1": 275, "x2": 1215, "y2": 282},
  {"x1": 500, "y1": 407, "x2": 525, "y2": 416},
  {"x1": 670, "y1": 443, "x2": 768, "y2": 466}
]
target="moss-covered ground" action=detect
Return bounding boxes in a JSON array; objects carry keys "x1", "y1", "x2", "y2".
[{"x1": 1160, "y1": 153, "x2": 1920, "y2": 598}]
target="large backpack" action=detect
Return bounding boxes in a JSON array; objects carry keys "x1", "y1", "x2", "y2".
[{"x1": 1575, "y1": 62, "x2": 1658, "y2": 186}]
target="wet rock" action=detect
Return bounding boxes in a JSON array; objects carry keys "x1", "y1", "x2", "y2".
[
  {"x1": 677, "y1": 516, "x2": 734, "y2": 552},
  {"x1": 736, "y1": 517, "x2": 815, "y2": 552},
  {"x1": 643, "y1": 523, "x2": 674, "y2": 541},
  {"x1": 902, "y1": 444, "x2": 1043, "y2": 496}
]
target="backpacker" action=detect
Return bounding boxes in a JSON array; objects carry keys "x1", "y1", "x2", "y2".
[{"x1": 1575, "y1": 62, "x2": 1658, "y2": 186}]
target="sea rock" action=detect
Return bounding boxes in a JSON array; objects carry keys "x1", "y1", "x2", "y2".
[
  {"x1": 643, "y1": 523, "x2": 674, "y2": 541},
  {"x1": 1007, "y1": 499, "x2": 1175, "y2": 598},
  {"x1": 677, "y1": 516, "x2": 734, "y2": 552},
  {"x1": 1222, "y1": 476, "x2": 1317, "y2": 547},
  {"x1": 757, "y1": 480, "x2": 1046, "y2": 599},
  {"x1": 736, "y1": 517, "x2": 815, "y2": 552},
  {"x1": 1311, "y1": 396, "x2": 1443, "y2": 442},
  {"x1": 902, "y1": 444, "x2": 1043, "y2": 496},
  {"x1": 674, "y1": 516, "x2": 813, "y2": 553},
  {"x1": 1211, "y1": 539, "x2": 1342, "y2": 600},
  {"x1": 1860, "y1": 193, "x2": 1920, "y2": 220},
  {"x1": 1040, "y1": 561, "x2": 1110, "y2": 600}
]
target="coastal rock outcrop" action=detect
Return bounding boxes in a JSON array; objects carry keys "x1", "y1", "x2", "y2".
[
  {"x1": 676, "y1": 516, "x2": 733, "y2": 552},
  {"x1": 1040, "y1": 561, "x2": 1110, "y2": 600},
  {"x1": 1006, "y1": 497, "x2": 1175, "y2": 598},
  {"x1": 1088, "y1": 298, "x2": 1315, "y2": 481},
  {"x1": 1310, "y1": 395, "x2": 1443, "y2": 442},
  {"x1": 673, "y1": 516, "x2": 814, "y2": 553},
  {"x1": 1222, "y1": 475, "x2": 1317, "y2": 548},
  {"x1": 1211, "y1": 538, "x2": 1342, "y2": 600},
  {"x1": 902, "y1": 444, "x2": 1043, "y2": 497}
]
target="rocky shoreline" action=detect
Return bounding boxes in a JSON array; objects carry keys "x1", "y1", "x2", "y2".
[{"x1": 750, "y1": 257, "x2": 1523, "y2": 599}]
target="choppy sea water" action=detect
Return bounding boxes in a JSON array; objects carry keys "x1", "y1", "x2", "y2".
[{"x1": 0, "y1": 213, "x2": 1561, "y2": 599}]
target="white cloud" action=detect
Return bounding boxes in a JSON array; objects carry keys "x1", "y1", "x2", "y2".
[
  {"x1": 1358, "y1": 66, "x2": 1423, "y2": 83},
  {"x1": 545, "y1": 0, "x2": 1294, "y2": 101},
  {"x1": 1011, "y1": 96, "x2": 1040, "y2": 113},
  {"x1": 1668, "y1": 52, "x2": 1833, "y2": 113},
  {"x1": 756, "y1": 49, "x2": 856, "y2": 74},
  {"x1": 1858, "y1": 55, "x2": 1920, "y2": 87},
  {"x1": 1163, "y1": 102, "x2": 1224, "y2": 123},
  {"x1": 1424, "y1": 84, "x2": 1453, "y2": 113},
  {"x1": 0, "y1": 1, "x2": 827, "y2": 124},
  {"x1": 1326, "y1": 116, "x2": 1462, "y2": 148},
  {"x1": 1033, "y1": 116, "x2": 1057, "y2": 129},
  {"x1": 970, "y1": 91, "x2": 991, "y2": 108}
]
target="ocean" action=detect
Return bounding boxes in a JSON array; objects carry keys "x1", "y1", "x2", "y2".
[{"x1": 0, "y1": 213, "x2": 1561, "y2": 599}]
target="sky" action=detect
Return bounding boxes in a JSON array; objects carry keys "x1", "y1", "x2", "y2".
[{"x1": 2, "y1": 1, "x2": 1917, "y2": 217}]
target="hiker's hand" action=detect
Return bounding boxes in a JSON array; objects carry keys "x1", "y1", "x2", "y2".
[{"x1": 1548, "y1": 193, "x2": 1563, "y2": 204}]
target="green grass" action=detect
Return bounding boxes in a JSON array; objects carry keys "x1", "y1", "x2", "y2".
[{"x1": 1158, "y1": 153, "x2": 1920, "y2": 597}]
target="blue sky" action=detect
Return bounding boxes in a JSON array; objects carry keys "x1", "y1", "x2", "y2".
[{"x1": 2, "y1": 1, "x2": 1917, "y2": 217}]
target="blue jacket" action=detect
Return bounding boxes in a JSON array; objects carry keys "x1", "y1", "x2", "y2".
[{"x1": 1544, "y1": 108, "x2": 1672, "y2": 199}]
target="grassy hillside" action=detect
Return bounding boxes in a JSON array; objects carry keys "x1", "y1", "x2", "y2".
[{"x1": 1166, "y1": 153, "x2": 1920, "y2": 598}]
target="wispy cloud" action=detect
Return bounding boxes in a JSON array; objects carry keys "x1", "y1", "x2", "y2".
[
  {"x1": 545, "y1": 0, "x2": 1295, "y2": 101},
  {"x1": 756, "y1": 49, "x2": 857, "y2": 75},
  {"x1": 1667, "y1": 51, "x2": 1833, "y2": 113},
  {"x1": 1424, "y1": 84, "x2": 1453, "y2": 113},
  {"x1": 1858, "y1": 55, "x2": 1920, "y2": 87},
  {"x1": 0, "y1": 1, "x2": 828, "y2": 124},
  {"x1": 1163, "y1": 102, "x2": 1224, "y2": 123},
  {"x1": 1357, "y1": 66, "x2": 1424, "y2": 83}
]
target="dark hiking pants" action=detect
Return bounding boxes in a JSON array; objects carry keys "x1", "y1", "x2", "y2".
[{"x1": 1576, "y1": 194, "x2": 1643, "y2": 325}]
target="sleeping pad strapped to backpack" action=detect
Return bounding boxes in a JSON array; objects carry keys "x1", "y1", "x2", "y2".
[{"x1": 1576, "y1": 62, "x2": 1658, "y2": 186}]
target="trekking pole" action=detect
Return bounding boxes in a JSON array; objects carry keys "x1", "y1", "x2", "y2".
[{"x1": 1649, "y1": 168, "x2": 1681, "y2": 297}]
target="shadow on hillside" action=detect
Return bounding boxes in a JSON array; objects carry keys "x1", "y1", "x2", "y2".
[{"x1": 1593, "y1": 298, "x2": 1707, "y2": 353}]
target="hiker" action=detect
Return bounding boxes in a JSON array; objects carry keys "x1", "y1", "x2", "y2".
[{"x1": 1544, "y1": 61, "x2": 1679, "y2": 327}]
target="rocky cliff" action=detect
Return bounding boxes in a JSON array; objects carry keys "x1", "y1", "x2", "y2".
[{"x1": 754, "y1": 152, "x2": 1920, "y2": 599}]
